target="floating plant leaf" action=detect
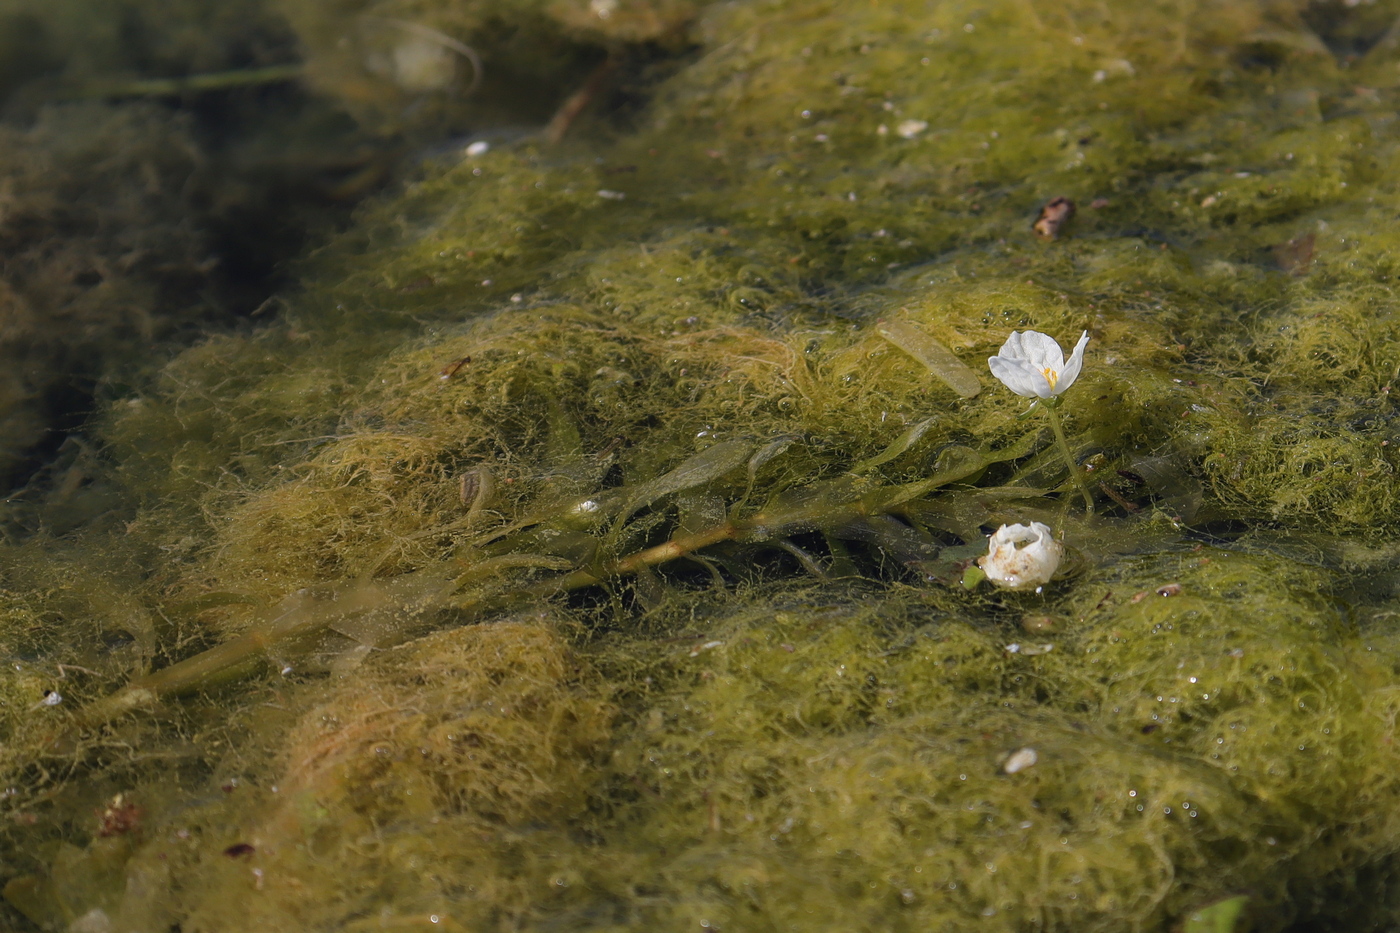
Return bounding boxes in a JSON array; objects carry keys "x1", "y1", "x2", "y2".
[{"x1": 878, "y1": 319, "x2": 982, "y2": 398}]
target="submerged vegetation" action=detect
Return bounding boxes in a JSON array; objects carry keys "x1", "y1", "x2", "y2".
[{"x1": 8, "y1": 0, "x2": 1400, "y2": 930}]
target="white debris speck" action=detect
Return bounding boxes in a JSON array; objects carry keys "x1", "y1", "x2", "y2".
[
  {"x1": 689, "y1": 640, "x2": 724, "y2": 657},
  {"x1": 1094, "y1": 59, "x2": 1135, "y2": 82},
  {"x1": 1002, "y1": 747, "x2": 1038, "y2": 774},
  {"x1": 465, "y1": 140, "x2": 490, "y2": 157},
  {"x1": 896, "y1": 119, "x2": 928, "y2": 139},
  {"x1": 597, "y1": 189, "x2": 626, "y2": 200},
  {"x1": 590, "y1": 0, "x2": 617, "y2": 19},
  {"x1": 40, "y1": 691, "x2": 62, "y2": 707},
  {"x1": 68, "y1": 908, "x2": 113, "y2": 933}
]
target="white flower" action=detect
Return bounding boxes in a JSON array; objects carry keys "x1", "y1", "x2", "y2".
[
  {"x1": 978, "y1": 521, "x2": 1062, "y2": 591},
  {"x1": 987, "y1": 330, "x2": 1089, "y2": 399}
]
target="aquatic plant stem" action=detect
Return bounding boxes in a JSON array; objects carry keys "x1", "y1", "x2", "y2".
[
  {"x1": 72, "y1": 64, "x2": 305, "y2": 100},
  {"x1": 1043, "y1": 401, "x2": 1094, "y2": 516},
  {"x1": 64, "y1": 436, "x2": 1046, "y2": 736}
]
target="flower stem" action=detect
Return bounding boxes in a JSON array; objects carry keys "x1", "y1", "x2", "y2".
[{"x1": 1043, "y1": 402, "x2": 1094, "y2": 515}]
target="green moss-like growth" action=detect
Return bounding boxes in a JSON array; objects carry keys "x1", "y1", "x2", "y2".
[{"x1": 11, "y1": 0, "x2": 1400, "y2": 930}]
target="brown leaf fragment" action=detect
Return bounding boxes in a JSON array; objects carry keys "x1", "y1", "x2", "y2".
[
  {"x1": 438, "y1": 356, "x2": 470, "y2": 381},
  {"x1": 1033, "y1": 197, "x2": 1076, "y2": 239},
  {"x1": 96, "y1": 794, "x2": 142, "y2": 837}
]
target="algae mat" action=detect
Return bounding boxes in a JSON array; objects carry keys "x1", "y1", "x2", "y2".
[{"x1": 8, "y1": 0, "x2": 1400, "y2": 930}]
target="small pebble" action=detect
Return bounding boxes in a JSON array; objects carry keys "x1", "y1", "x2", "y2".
[
  {"x1": 1002, "y1": 747, "x2": 1038, "y2": 774},
  {"x1": 1021, "y1": 614, "x2": 1056, "y2": 633},
  {"x1": 896, "y1": 119, "x2": 928, "y2": 139}
]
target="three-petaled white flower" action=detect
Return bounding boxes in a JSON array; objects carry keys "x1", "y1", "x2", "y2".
[
  {"x1": 987, "y1": 330, "x2": 1089, "y2": 399},
  {"x1": 978, "y1": 521, "x2": 1062, "y2": 591}
]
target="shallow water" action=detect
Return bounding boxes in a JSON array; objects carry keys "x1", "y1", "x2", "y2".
[{"x1": 5, "y1": 1, "x2": 1400, "y2": 931}]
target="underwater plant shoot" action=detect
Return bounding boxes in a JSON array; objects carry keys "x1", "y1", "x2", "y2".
[{"x1": 7, "y1": 0, "x2": 1400, "y2": 931}]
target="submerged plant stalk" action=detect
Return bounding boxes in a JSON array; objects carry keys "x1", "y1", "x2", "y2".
[
  {"x1": 1043, "y1": 401, "x2": 1095, "y2": 516},
  {"x1": 64, "y1": 439, "x2": 1036, "y2": 735},
  {"x1": 72, "y1": 64, "x2": 306, "y2": 99}
]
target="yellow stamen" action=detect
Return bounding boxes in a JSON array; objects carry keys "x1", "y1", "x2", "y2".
[{"x1": 1041, "y1": 367, "x2": 1059, "y2": 389}]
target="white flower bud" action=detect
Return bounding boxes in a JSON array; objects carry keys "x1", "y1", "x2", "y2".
[{"x1": 978, "y1": 521, "x2": 1062, "y2": 591}]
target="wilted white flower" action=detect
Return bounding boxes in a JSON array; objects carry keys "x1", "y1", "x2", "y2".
[
  {"x1": 978, "y1": 521, "x2": 1062, "y2": 591},
  {"x1": 987, "y1": 330, "x2": 1089, "y2": 399}
]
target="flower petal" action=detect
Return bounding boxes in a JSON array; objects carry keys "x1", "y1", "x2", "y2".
[
  {"x1": 1014, "y1": 330, "x2": 1065, "y2": 374},
  {"x1": 1053, "y1": 331, "x2": 1090, "y2": 395},
  {"x1": 988, "y1": 355, "x2": 1053, "y2": 397},
  {"x1": 994, "y1": 330, "x2": 1030, "y2": 362}
]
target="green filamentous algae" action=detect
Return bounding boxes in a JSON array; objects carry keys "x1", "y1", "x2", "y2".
[{"x1": 7, "y1": 1, "x2": 1400, "y2": 930}]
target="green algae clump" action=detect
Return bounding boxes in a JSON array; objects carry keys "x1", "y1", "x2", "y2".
[{"x1": 11, "y1": 0, "x2": 1400, "y2": 931}]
